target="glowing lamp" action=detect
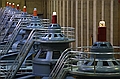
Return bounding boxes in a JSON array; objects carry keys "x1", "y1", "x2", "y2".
[
  {"x1": 53, "y1": 12, "x2": 57, "y2": 15},
  {"x1": 9, "y1": 3, "x2": 11, "y2": 6},
  {"x1": 99, "y1": 21, "x2": 105, "y2": 27}
]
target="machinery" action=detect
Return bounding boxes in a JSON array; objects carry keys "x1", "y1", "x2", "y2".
[
  {"x1": 79, "y1": 21, "x2": 120, "y2": 73},
  {"x1": 48, "y1": 21, "x2": 120, "y2": 79},
  {"x1": 0, "y1": 6, "x2": 45, "y2": 78},
  {"x1": 0, "y1": 3, "x2": 23, "y2": 43},
  {"x1": 2, "y1": 11, "x2": 74, "y2": 79},
  {"x1": 0, "y1": 2, "x2": 74, "y2": 79},
  {"x1": 0, "y1": 2, "x2": 19, "y2": 31},
  {"x1": 0, "y1": 5, "x2": 32, "y2": 58},
  {"x1": 3, "y1": 1, "x2": 120, "y2": 79},
  {"x1": 32, "y1": 12, "x2": 75, "y2": 77},
  {"x1": 76, "y1": 21, "x2": 120, "y2": 79},
  {"x1": 0, "y1": 2, "x2": 75, "y2": 78}
]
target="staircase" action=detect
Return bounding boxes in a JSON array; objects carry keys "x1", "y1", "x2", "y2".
[
  {"x1": 5, "y1": 29, "x2": 35, "y2": 79},
  {"x1": 0, "y1": 19, "x2": 30, "y2": 56},
  {"x1": 48, "y1": 48, "x2": 73, "y2": 79},
  {"x1": 0, "y1": 15, "x2": 12, "y2": 32},
  {"x1": 0, "y1": 18, "x2": 20, "y2": 42},
  {"x1": 0, "y1": 20, "x2": 22, "y2": 56}
]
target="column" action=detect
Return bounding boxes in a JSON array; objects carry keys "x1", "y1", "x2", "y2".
[
  {"x1": 76, "y1": 0, "x2": 78, "y2": 47},
  {"x1": 81, "y1": 0, "x2": 83, "y2": 47},
  {"x1": 63, "y1": 0, "x2": 65, "y2": 27},
  {"x1": 110, "y1": 0, "x2": 113, "y2": 45},
  {"x1": 93, "y1": 0, "x2": 97, "y2": 42},
  {"x1": 59, "y1": 0, "x2": 62, "y2": 25},
  {"x1": 87, "y1": 0, "x2": 90, "y2": 50},
  {"x1": 71, "y1": 0, "x2": 74, "y2": 47},
  {"x1": 102, "y1": 0, "x2": 105, "y2": 20}
]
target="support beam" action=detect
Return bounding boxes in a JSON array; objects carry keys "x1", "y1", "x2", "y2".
[
  {"x1": 81, "y1": 0, "x2": 83, "y2": 47},
  {"x1": 62, "y1": 0, "x2": 66, "y2": 36},
  {"x1": 53, "y1": 0, "x2": 56, "y2": 11},
  {"x1": 76, "y1": 0, "x2": 78, "y2": 47},
  {"x1": 87, "y1": 0, "x2": 89, "y2": 50},
  {"x1": 71, "y1": 0, "x2": 74, "y2": 48},
  {"x1": 67, "y1": 0, "x2": 69, "y2": 38},
  {"x1": 49, "y1": 0, "x2": 51, "y2": 19},
  {"x1": 110, "y1": 0, "x2": 113, "y2": 45},
  {"x1": 63, "y1": 0, "x2": 65, "y2": 27},
  {"x1": 67, "y1": 0, "x2": 69, "y2": 27},
  {"x1": 93, "y1": 0, "x2": 97, "y2": 43},
  {"x1": 56, "y1": 0, "x2": 59, "y2": 23},
  {"x1": 102, "y1": 0, "x2": 104, "y2": 20},
  {"x1": 51, "y1": 0, "x2": 53, "y2": 20},
  {"x1": 59, "y1": 0, "x2": 62, "y2": 25}
]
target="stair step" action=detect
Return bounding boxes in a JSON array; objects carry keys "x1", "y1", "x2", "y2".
[{"x1": 15, "y1": 74, "x2": 35, "y2": 79}]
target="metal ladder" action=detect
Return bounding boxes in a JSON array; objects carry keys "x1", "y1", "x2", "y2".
[
  {"x1": 0, "y1": 19, "x2": 22, "y2": 56},
  {"x1": 48, "y1": 48, "x2": 73, "y2": 79},
  {"x1": 0, "y1": 8, "x2": 6, "y2": 22},
  {"x1": 49, "y1": 46, "x2": 90, "y2": 79},
  {"x1": 0, "y1": 16, "x2": 12, "y2": 33},
  {"x1": 0, "y1": 19, "x2": 19, "y2": 42},
  {"x1": 0, "y1": 8, "x2": 5, "y2": 17},
  {"x1": 56, "y1": 68, "x2": 69, "y2": 79},
  {"x1": 5, "y1": 29, "x2": 35, "y2": 79}
]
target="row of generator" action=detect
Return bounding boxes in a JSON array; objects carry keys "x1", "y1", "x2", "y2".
[
  {"x1": 0, "y1": 2, "x2": 75, "y2": 79},
  {"x1": 1, "y1": 2, "x2": 120, "y2": 79}
]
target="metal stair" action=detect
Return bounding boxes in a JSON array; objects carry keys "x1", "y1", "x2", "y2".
[
  {"x1": 0, "y1": 15, "x2": 11, "y2": 32},
  {"x1": 48, "y1": 48, "x2": 73, "y2": 79},
  {"x1": 5, "y1": 29, "x2": 35, "y2": 79},
  {"x1": 0, "y1": 19, "x2": 19, "y2": 42},
  {"x1": 0, "y1": 8, "x2": 5, "y2": 17},
  {"x1": 56, "y1": 68, "x2": 69, "y2": 79},
  {"x1": 0, "y1": 19, "x2": 22, "y2": 56}
]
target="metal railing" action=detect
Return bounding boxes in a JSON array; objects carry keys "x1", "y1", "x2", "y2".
[
  {"x1": 49, "y1": 46, "x2": 120, "y2": 79},
  {"x1": 0, "y1": 60, "x2": 32, "y2": 78}
]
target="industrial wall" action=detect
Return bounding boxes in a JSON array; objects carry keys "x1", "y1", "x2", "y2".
[
  {"x1": 1, "y1": 0, "x2": 120, "y2": 48},
  {"x1": 47, "y1": 0, "x2": 120, "y2": 48}
]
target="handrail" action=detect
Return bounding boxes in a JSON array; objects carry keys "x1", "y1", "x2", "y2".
[
  {"x1": 5, "y1": 29, "x2": 35, "y2": 79},
  {"x1": 48, "y1": 48, "x2": 73, "y2": 79},
  {"x1": 49, "y1": 46, "x2": 120, "y2": 79}
]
